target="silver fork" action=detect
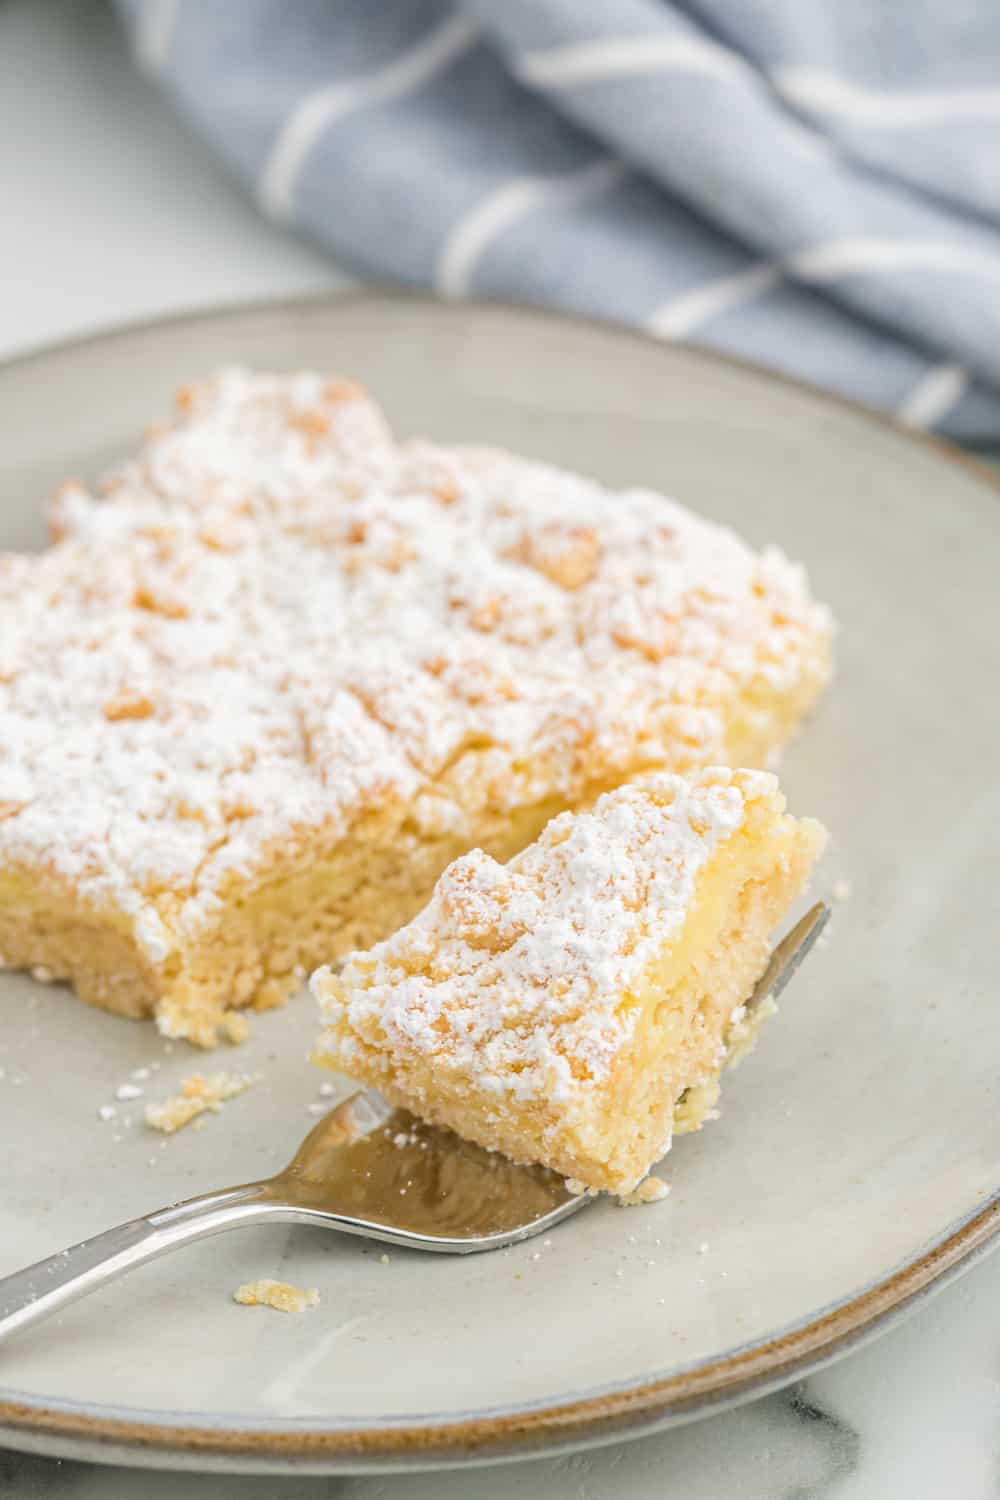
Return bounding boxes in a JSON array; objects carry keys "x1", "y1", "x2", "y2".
[{"x1": 0, "y1": 902, "x2": 828, "y2": 1344}]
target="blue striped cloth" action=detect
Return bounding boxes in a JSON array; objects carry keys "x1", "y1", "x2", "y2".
[{"x1": 118, "y1": 0, "x2": 1000, "y2": 439}]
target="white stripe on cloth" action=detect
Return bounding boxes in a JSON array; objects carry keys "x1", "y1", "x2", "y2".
[
  {"x1": 649, "y1": 239, "x2": 1000, "y2": 338},
  {"x1": 647, "y1": 264, "x2": 782, "y2": 339},
  {"x1": 788, "y1": 238, "x2": 1000, "y2": 283},
  {"x1": 774, "y1": 67, "x2": 1000, "y2": 128},
  {"x1": 436, "y1": 158, "x2": 629, "y2": 297},
  {"x1": 513, "y1": 35, "x2": 752, "y2": 90},
  {"x1": 133, "y1": 0, "x2": 182, "y2": 75},
  {"x1": 510, "y1": 38, "x2": 830, "y2": 168},
  {"x1": 515, "y1": 41, "x2": 1000, "y2": 133},
  {"x1": 897, "y1": 363, "x2": 968, "y2": 429},
  {"x1": 259, "y1": 12, "x2": 480, "y2": 222}
]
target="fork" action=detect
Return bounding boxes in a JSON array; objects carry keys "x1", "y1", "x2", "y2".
[{"x1": 0, "y1": 902, "x2": 828, "y2": 1344}]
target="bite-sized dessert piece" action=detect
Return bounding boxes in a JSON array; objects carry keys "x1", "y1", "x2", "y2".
[
  {"x1": 312, "y1": 769, "x2": 826, "y2": 1194},
  {"x1": 0, "y1": 370, "x2": 831, "y2": 1045}
]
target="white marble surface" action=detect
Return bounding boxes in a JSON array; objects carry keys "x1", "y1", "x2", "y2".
[{"x1": 1, "y1": 3, "x2": 998, "y2": 1495}]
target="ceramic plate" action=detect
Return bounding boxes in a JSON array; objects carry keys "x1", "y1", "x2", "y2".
[{"x1": 1, "y1": 294, "x2": 998, "y2": 1476}]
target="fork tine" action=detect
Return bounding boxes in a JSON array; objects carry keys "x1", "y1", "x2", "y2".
[{"x1": 747, "y1": 901, "x2": 830, "y2": 1014}]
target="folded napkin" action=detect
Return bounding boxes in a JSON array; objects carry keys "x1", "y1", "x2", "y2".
[{"x1": 118, "y1": 0, "x2": 1000, "y2": 438}]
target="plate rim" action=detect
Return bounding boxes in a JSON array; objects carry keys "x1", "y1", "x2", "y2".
[
  {"x1": 2, "y1": 287, "x2": 999, "y2": 1471},
  {"x1": 1, "y1": 1193, "x2": 998, "y2": 1471}
]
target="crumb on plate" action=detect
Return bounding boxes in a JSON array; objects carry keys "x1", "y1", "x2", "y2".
[
  {"x1": 145, "y1": 1071, "x2": 257, "y2": 1133},
  {"x1": 233, "y1": 1279, "x2": 319, "y2": 1313},
  {"x1": 618, "y1": 1175, "x2": 671, "y2": 1207}
]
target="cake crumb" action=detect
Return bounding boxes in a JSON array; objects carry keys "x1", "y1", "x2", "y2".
[
  {"x1": 97, "y1": 1103, "x2": 117, "y2": 1122},
  {"x1": 221, "y1": 1011, "x2": 250, "y2": 1045},
  {"x1": 618, "y1": 1175, "x2": 670, "y2": 1208},
  {"x1": 233, "y1": 1279, "x2": 319, "y2": 1313},
  {"x1": 115, "y1": 1082, "x2": 143, "y2": 1101},
  {"x1": 379, "y1": 1253, "x2": 391, "y2": 1265},
  {"x1": 145, "y1": 1071, "x2": 257, "y2": 1133},
  {"x1": 319, "y1": 1081, "x2": 335, "y2": 1098},
  {"x1": 833, "y1": 878, "x2": 851, "y2": 902}
]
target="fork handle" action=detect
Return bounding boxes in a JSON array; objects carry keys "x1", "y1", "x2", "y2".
[{"x1": 0, "y1": 1184, "x2": 286, "y2": 1344}]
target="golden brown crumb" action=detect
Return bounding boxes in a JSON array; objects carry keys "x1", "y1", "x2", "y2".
[
  {"x1": 145, "y1": 1071, "x2": 256, "y2": 1133},
  {"x1": 131, "y1": 584, "x2": 189, "y2": 619},
  {"x1": 289, "y1": 409, "x2": 331, "y2": 440},
  {"x1": 233, "y1": 1279, "x2": 319, "y2": 1313},
  {"x1": 324, "y1": 376, "x2": 366, "y2": 404},
  {"x1": 515, "y1": 523, "x2": 601, "y2": 590},
  {"x1": 103, "y1": 689, "x2": 156, "y2": 722},
  {"x1": 618, "y1": 1175, "x2": 671, "y2": 1207},
  {"x1": 220, "y1": 1011, "x2": 250, "y2": 1045}
]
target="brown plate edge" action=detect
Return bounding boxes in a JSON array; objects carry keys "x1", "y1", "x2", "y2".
[
  {"x1": 1, "y1": 1191, "x2": 998, "y2": 1471},
  {"x1": 1, "y1": 288, "x2": 998, "y2": 1470}
]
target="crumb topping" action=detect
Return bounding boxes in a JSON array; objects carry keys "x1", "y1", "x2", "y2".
[
  {"x1": 313, "y1": 767, "x2": 781, "y2": 1104},
  {"x1": 0, "y1": 369, "x2": 829, "y2": 961},
  {"x1": 145, "y1": 1070, "x2": 256, "y2": 1132}
]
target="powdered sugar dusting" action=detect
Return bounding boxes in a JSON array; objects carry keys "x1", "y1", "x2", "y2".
[
  {"x1": 1, "y1": 369, "x2": 829, "y2": 973},
  {"x1": 314, "y1": 768, "x2": 782, "y2": 1104}
]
